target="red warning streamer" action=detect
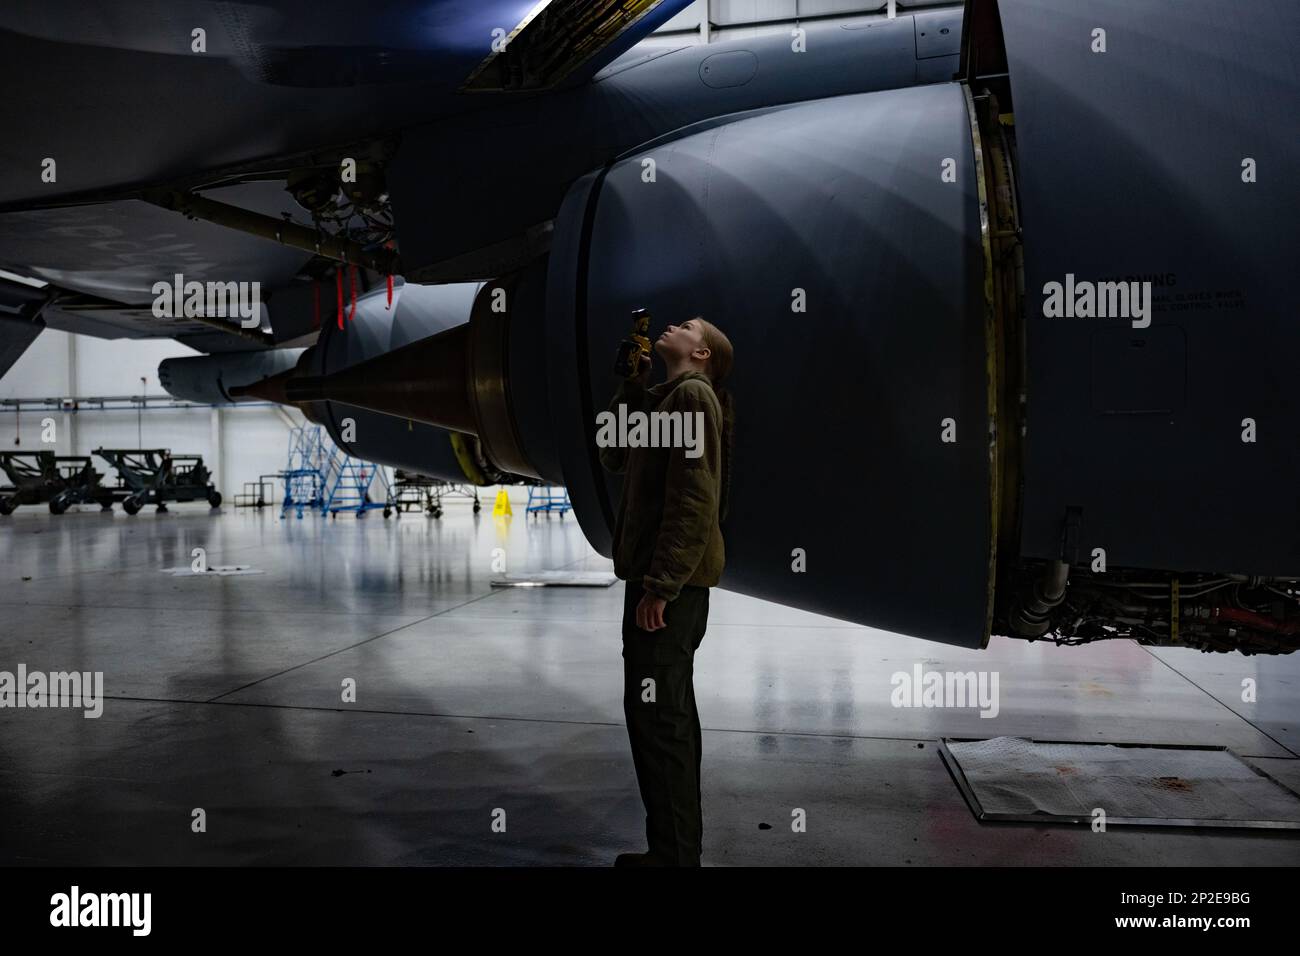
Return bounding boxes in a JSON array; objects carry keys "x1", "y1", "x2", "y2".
[
  {"x1": 335, "y1": 270, "x2": 344, "y2": 330},
  {"x1": 348, "y1": 264, "x2": 358, "y2": 324}
]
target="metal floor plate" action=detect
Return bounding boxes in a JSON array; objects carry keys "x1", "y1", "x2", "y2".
[{"x1": 941, "y1": 736, "x2": 1300, "y2": 829}]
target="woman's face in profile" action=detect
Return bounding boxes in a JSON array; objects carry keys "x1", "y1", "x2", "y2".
[{"x1": 654, "y1": 318, "x2": 709, "y2": 363}]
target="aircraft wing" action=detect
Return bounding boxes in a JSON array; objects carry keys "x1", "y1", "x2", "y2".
[{"x1": 0, "y1": 0, "x2": 692, "y2": 353}]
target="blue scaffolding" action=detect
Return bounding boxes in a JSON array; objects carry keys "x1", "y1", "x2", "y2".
[
  {"x1": 280, "y1": 426, "x2": 392, "y2": 519},
  {"x1": 526, "y1": 485, "x2": 572, "y2": 516},
  {"x1": 280, "y1": 426, "x2": 327, "y2": 519},
  {"x1": 322, "y1": 455, "x2": 391, "y2": 518}
]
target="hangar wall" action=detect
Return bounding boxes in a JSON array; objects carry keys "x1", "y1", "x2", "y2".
[{"x1": 0, "y1": 331, "x2": 300, "y2": 500}]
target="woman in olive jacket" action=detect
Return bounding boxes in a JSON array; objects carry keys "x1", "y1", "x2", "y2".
[{"x1": 599, "y1": 316, "x2": 734, "y2": 867}]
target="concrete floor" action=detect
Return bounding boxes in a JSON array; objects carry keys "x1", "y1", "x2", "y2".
[{"x1": 1, "y1": 501, "x2": 1298, "y2": 866}]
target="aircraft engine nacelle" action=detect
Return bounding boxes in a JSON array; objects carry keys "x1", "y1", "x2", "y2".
[
  {"x1": 541, "y1": 84, "x2": 991, "y2": 646},
  {"x1": 166, "y1": 280, "x2": 504, "y2": 485},
  {"x1": 159, "y1": 348, "x2": 306, "y2": 406},
  {"x1": 300, "y1": 279, "x2": 499, "y2": 483}
]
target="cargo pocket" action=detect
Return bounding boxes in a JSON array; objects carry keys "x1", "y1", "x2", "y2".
[{"x1": 652, "y1": 632, "x2": 690, "y2": 667}]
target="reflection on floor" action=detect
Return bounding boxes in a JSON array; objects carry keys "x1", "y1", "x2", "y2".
[{"x1": 1, "y1": 503, "x2": 1297, "y2": 865}]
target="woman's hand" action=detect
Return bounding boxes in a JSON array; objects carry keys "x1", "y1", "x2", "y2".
[{"x1": 636, "y1": 591, "x2": 668, "y2": 631}]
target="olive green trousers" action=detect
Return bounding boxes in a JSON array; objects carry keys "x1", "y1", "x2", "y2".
[{"x1": 621, "y1": 580, "x2": 710, "y2": 866}]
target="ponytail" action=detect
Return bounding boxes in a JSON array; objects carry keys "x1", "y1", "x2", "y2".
[
  {"x1": 692, "y1": 317, "x2": 736, "y2": 523},
  {"x1": 715, "y1": 385, "x2": 735, "y2": 522}
]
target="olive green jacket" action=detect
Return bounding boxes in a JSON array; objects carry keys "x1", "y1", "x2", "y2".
[{"x1": 598, "y1": 371, "x2": 725, "y2": 601}]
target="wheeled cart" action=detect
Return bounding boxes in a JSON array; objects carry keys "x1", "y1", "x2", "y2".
[
  {"x1": 392, "y1": 470, "x2": 481, "y2": 518},
  {"x1": 0, "y1": 451, "x2": 116, "y2": 514},
  {"x1": 93, "y1": 448, "x2": 222, "y2": 514}
]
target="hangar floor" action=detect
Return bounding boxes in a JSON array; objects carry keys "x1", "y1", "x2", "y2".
[{"x1": 1, "y1": 503, "x2": 1298, "y2": 866}]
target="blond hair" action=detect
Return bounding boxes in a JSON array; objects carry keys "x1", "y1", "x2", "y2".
[
  {"x1": 694, "y1": 318, "x2": 733, "y2": 388},
  {"x1": 693, "y1": 317, "x2": 735, "y2": 522}
]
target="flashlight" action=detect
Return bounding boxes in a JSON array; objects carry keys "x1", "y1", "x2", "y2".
[{"x1": 613, "y1": 308, "x2": 653, "y2": 379}]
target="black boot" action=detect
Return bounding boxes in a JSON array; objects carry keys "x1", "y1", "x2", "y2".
[{"x1": 613, "y1": 850, "x2": 674, "y2": 867}]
